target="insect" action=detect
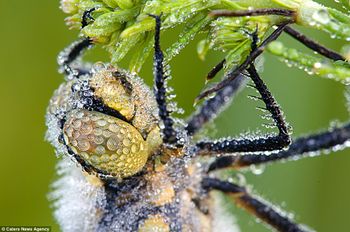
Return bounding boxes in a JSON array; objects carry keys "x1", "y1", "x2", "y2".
[{"x1": 46, "y1": 9, "x2": 350, "y2": 232}]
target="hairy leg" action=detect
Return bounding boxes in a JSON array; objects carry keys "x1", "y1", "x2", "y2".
[
  {"x1": 196, "y1": 20, "x2": 292, "y2": 102},
  {"x1": 186, "y1": 73, "x2": 246, "y2": 136},
  {"x1": 207, "y1": 122, "x2": 350, "y2": 171},
  {"x1": 81, "y1": 7, "x2": 96, "y2": 28},
  {"x1": 196, "y1": 64, "x2": 290, "y2": 154},
  {"x1": 209, "y1": 9, "x2": 295, "y2": 18},
  {"x1": 150, "y1": 14, "x2": 178, "y2": 145},
  {"x1": 206, "y1": 59, "x2": 226, "y2": 82},
  {"x1": 202, "y1": 177, "x2": 308, "y2": 232},
  {"x1": 283, "y1": 26, "x2": 345, "y2": 61},
  {"x1": 58, "y1": 38, "x2": 92, "y2": 78}
]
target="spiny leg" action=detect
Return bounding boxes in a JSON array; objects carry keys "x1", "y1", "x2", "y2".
[
  {"x1": 196, "y1": 20, "x2": 293, "y2": 102},
  {"x1": 150, "y1": 14, "x2": 178, "y2": 145},
  {"x1": 283, "y1": 26, "x2": 345, "y2": 61},
  {"x1": 196, "y1": 64, "x2": 290, "y2": 154},
  {"x1": 82, "y1": 7, "x2": 96, "y2": 28},
  {"x1": 58, "y1": 8, "x2": 96, "y2": 77},
  {"x1": 187, "y1": 26, "x2": 258, "y2": 135},
  {"x1": 186, "y1": 73, "x2": 247, "y2": 136},
  {"x1": 206, "y1": 59, "x2": 226, "y2": 82},
  {"x1": 58, "y1": 38, "x2": 92, "y2": 78},
  {"x1": 206, "y1": 10, "x2": 345, "y2": 85},
  {"x1": 189, "y1": 25, "x2": 287, "y2": 139},
  {"x1": 204, "y1": 8, "x2": 295, "y2": 83},
  {"x1": 202, "y1": 178, "x2": 308, "y2": 232},
  {"x1": 208, "y1": 122, "x2": 350, "y2": 172},
  {"x1": 209, "y1": 9, "x2": 295, "y2": 18}
]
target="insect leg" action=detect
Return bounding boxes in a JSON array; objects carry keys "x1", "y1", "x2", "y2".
[
  {"x1": 187, "y1": 26, "x2": 261, "y2": 136},
  {"x1": 209, "y1": 9, "x2": 295, "y2": 18},
  {"x1": 202, "y1": 177, "x2": 308, "y2": 232},
  {"x1": 58, "y1": 38, "x2": 92, "y2": 77},
  {"x1": 196, "y1": 64, "x2": 291, "y2": 154},
  {"x1": 186, "y1": 73, "x2": 247, "y2": 136},
  {"x1": 196, "y1": 20, "x2": 292, "y2": 102},
  {"x1": 207, "y1": 122, "x2": 350, "y2": 172},
  {"x1": 149, "y1": 14, "x2": 178, "y2": 145},
  {"x1": 283, "y1": 26, "x2": 345, "y2": 61},
  {"x1": 82, "y1": 7, "x2": 96, "y2": 28},
  {"x1": 202, "y1": 8, "x2": 295, "y2": 83},
  {"x1": 206, "y1": 59, "x2": 226, "y2": 82}
]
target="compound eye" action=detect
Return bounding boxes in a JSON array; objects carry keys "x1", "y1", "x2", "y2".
[{"x1": 63, "y1": 109, "x2": 148, "y2": 178}]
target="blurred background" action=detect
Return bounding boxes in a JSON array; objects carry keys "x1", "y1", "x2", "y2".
[{"x1": 0, "y1": 0, "x2": 349, "y2": 231}]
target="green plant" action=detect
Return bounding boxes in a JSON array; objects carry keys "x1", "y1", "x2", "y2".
[{"x1": 61, "y1": 0, "x2": 350, "y2": 81}]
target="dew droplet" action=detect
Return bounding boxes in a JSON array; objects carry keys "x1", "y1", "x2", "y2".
[
  {"x1": 312, "y1": 9, "x2": 330, "y2": 24},
  {"x1": 250, "y1": 164, "x2": 265, "y2": 175},
  {"x1": 80, "y1": 123, "x2": 93, "y2": 135},
  {"x1": 92, "y1": 62, "x2": 106, "y2": 74},
  {"x1": 97, "y1": 120, "x2": 107, "y2": 127},
  {"x1": 131, "y1": 144, "x2": 138, "y2": 153},
  {"x1": 108, "y1": 123, "x2": 119, "y2": 133},
  {"x1": 123, "y1": 138, "x2": 131, "y2": 147},
  {"x1": 77, "y1": 139, "x2": 90, "y2": 152},
  {"x1": 95, "y1": 145, "x2": 106, "y2": 155},
  {"x1": 123, "y1": 147, "x2": 130, "y2": 155},
  {"x1": 107, "y1": 137, "x2": 119, "y2": 151}
]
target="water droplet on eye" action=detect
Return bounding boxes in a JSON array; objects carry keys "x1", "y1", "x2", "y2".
[
  {"x1": 93, "y1": 135, "x2": 103, "y2": 145},
  {"x1": 250, "y1": 164, "x2": 265, "y2": 175},
  {"x1": 108, "y1": 124, "x2": 119, "y2": 133},
  {"x1": 90, "y1": 155, "x2": 100, "y2": 164},
  {"x1": 123, "y1": 147, "x2": 130, "y2": 155},
  {"x1": 80, "y1": 123, "x2": 93, "y2": 135},
  {"x1": 72, "y1": 131, "x2": 80, "y2": 139},
  {"x1": 77, "y1": 139, "x2": 90, "y2": 151},
  {"x1": 65, "y1": 127, "x2": 73, "y2": 137},
  {"x1": 94, "y1": 128, "x2": 103, "y2": 136},
  {"x1": 95, "y1": 145, "x2": 106, "y2": 155},
  {"x1": 140, "y1": 143, "x2": 145, "y2": 151},
  {"x1": 103, "y1": 130, "x2": 113, "y2": 138},
  {"x1": 107, "y1": 137, "x2": 119, "y2": 151},
  {"x1": 131, "y1": 144, "x2": 138, "y2": 153},
  {"x1": 80, "y1": 152, "x2": 89, "y2": 160},
  {"x1": 110, "y1": 154, "x2": 118, "y2": 161},
  {"x1": 71, "y1": 140, "x2": 78, "y2": 147},
  {"x1": 82, "y1": 116, "x2": 90, "y2": 122},
  {"x1": 101, "y1": 155, "x2": 110, "y2": 162},
  {"x1": 97, "y1": 120, "x2": 107, "y2": 127},
  {"x1": 91, "y1": 115, "x2": 100, "y2": 121},
  {"x1": 123, "y1": 138, "x2": 131, "y2": 147}
]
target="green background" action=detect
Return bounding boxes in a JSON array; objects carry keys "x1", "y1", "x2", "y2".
[{"x1": 1, "y1": 1, "x2": 349, "y2": 231}]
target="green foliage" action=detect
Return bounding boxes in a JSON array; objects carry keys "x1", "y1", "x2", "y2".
[
  {"x1": 61, "y1": 0, "x2": 350, "y2": 81},
  {"x1": 268, "y1": 41, "x2": 350, "y2": 83}
]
